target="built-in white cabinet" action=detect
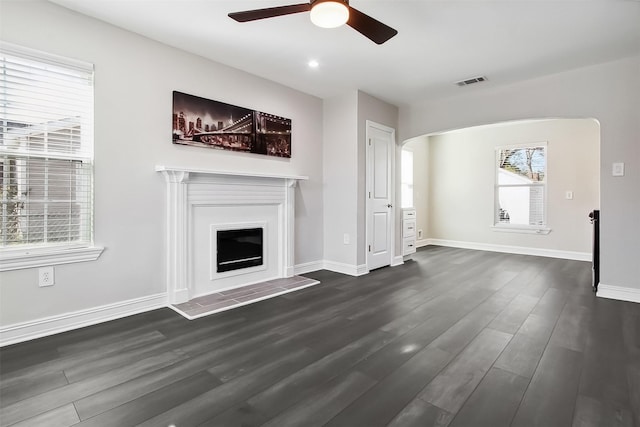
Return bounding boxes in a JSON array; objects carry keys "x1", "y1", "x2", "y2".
[{"x1": 402, "y1": 208, "x2": 416, "y2": 256}]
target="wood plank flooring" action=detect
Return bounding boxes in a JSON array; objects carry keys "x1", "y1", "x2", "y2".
[{"x1": 1, "y1": 246, "x2": 639, "y2": 426}]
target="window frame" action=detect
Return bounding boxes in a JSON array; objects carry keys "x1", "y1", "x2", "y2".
[
  {"x1": 492, "y1": 142, "x2": 551, "y2": 235},
  {"x1": 0, "y1": 42, "x2": 103, "y2": 271}
]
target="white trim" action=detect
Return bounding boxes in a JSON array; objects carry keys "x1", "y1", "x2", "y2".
[
  {"x1": 365, "y1": 120, "x2": 397, "y2": 271},
  {"x1": 297, "y1": 259, "x2": 417, "y2": 276},
  {"x1": 597, "y1": 284, "x2": 640, "y2": 304},
  {"x1": 0, "y1": 40, "x2": 93, "y2": 72},
  {"x1": 323, "y1": 260, "x2": 368, "y2": 276},
  {"x1": 491, "y1": 225, "x2": 551, "y2": 235},
  {"x1": 155, "y1": 165, "x2": 308, "y2": 181},
  {"x1": 157, "y1": 168, "x2": 304, "y2": 304},
  {"x1": 173, "y1": 288, "x2": 189, "y2": 303},
  {"x1": 391, "y1": 255, "x2": 404, "y2": 266},
  {"x1": 416, "y1": 239, "x2": 429, "y2": 248},
  {"x1": 355, "y1": 263, "x2": 369, "y2": 276},
  {"x1": 294, "y1": 260, "x2": 324, "y2": 275},
  {"x1": 494, "y1": 143, "x2": 548, "y2": 230},
  {"x1": 285, "y1": 265, "x2": 295, "y2": 277},
  {"x1": 495, "y1": 141, "x2": 549, "y2": 151},
  {"x1": 0, "y1": 44, "x2": 97, "y2": 270},
  {"x1": 296, "y1": 260, "x2": 370, "y2": 276},
  {"x1": 0, "y1": 293, "x2": 167, "y2": 347},
  {"x1": 0, "y1": 246, "x2": 104, "y2": 271},
  {"x1": 424, "y1": 239, "x2": 590, "y2": 261}
]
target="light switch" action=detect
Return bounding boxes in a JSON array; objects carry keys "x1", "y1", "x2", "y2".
[
  {"x1": 612, "y1": 162, "x2": 625, "y2": 177},
  {"x1": 565, "y1": 191, "x2": 573, "y2": 200}
]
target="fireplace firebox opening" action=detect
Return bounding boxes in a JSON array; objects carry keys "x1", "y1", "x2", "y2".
[{"x1": 217, "y1": 228, "x2": 264, "y2": 273}]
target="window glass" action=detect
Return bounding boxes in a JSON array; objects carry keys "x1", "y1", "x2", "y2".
[
  {"x1": 401, "y1": 149, "x2": 414, "y2": 208},
  {"x1": 495, "y1": 146, "x2": 546, "y2": 226},
  {"x1": 0, "y1": 43, "x2": 94, "y2": 250}
]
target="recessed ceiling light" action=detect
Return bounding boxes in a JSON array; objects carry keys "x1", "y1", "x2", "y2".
[{"x1": 308, "y1": 60, "x2": 319, "y2": 68}]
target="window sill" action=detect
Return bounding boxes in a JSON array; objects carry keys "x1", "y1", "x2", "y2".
[
  {"x1": 490, "y1": 225, "x2": 551, "y2": 235},
  {"x1": 0, "y1": 246, "x2": 104, "y2": 271}
]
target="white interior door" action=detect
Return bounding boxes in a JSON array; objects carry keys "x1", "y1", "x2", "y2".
[{"x1": 367, "y1": 121, "x2": 395, "y2": 270}]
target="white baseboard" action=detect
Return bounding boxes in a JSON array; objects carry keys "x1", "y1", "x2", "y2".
[
  {"x1": 0, "y1": 293, "x2": 168, "y2": 347},
  {"x1": 355, "y1": 264, "x2": 369, "y2": 276},
  {"x1": 0, "y1": 257, "x2": 371, "y2": 346},
  {"x1": 597, "y1": 284, "x2": 640, "y2": 304},
  {"x1": 294, "y1": 260, "x2": 325, "y2": 275},
  {"x1": 424, "y1": 239, "x2": 591, "y2": 261},
  {"x1": 285, "y1": 266, "x2": 295, "y2": 277},
  {"x1": 416, "y1": 239, "x2": 429, "y2": 248},
  {"x1": 323, "y1": 260, "x2": 368, "y2": 276},
  {"x1": 391, "y1": 255, "x2": 404, "y2": 267},
  {"x1": 170, "y1": 288, "x2": 190, "y2": 305},
  {"x1": 299, "y1": 258, "x2": 414, "y2": 276}
]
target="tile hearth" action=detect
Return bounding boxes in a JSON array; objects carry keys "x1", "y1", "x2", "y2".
[{"x1": 171, "y1": 276, "x2": 320, "y2": 319}]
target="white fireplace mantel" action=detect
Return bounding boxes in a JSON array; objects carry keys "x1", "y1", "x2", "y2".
[
  {"x1": 155, "y1": 165, "x2": 308, "y2": 182},
  {"x1": 156, "y1": 165, "x2": 308, "y2": 304}
]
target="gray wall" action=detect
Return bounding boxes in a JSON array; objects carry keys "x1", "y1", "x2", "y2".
[
  {"x1": 357, "y1": 91, "x2": 399, "y2": 266},
  {"x1": 402, "y1": 136, "x2": 429, "y2": 241},
  {"x1": 2, "y1": 0, "x2": 635, "y2": 333},
  {"x1": 321, "y1": 90, "x2": 398, "y2": 271},
  {"x1": 400, "y1": 56, "x2": 640, "y2": 291},
  {"x1": 411, "y1": 119, "x2": 599, "y2": 255},
  {"x1": 322, "y1": 91, "x2": 358, "y2": 266},
  {"x1": 0, "y1": 0, "x2": 324, "y2": 326}
]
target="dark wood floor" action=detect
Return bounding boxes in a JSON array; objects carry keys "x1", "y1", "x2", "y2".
[{"x1": 1, "y1": 246, "x2": 639, "y2": 426}]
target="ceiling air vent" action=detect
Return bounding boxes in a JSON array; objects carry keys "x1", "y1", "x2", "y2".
[{"x1": 456, "y1": 76, "x2": 487, "y2": 87}]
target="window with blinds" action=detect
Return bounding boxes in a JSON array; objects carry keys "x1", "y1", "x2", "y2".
[
  {"x1": 0, "y1": 43, "x2": 94, "y2": 250},
  {"x1": 495, "y1": 144, "x2": 546, "y2": 227}
]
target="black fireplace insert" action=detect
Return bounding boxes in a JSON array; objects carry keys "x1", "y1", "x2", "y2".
[{"x1": 217, "y1": 228, "x2": 263, "y2": 273}]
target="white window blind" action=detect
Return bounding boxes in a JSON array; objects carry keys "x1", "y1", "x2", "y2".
[
  {"x1": 495, "y1": 144, "x2": 546, "y2": 228},
  {"x1": 0, "y1": 43, "x2": 94, "y2": 250}
]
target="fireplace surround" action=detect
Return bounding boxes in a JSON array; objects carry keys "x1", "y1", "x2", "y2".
[{"x1": 156, "y1": 166, "x2": 307, "y2": 304}]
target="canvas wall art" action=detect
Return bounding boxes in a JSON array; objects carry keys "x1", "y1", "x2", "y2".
[{"x1": 172, "y1": 91, "x2": 292, "y2": 158}]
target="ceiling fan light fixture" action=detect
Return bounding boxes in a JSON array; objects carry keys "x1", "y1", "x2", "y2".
[{"x1": 310, "y1": 1, "x2": 349, "y2": 28}]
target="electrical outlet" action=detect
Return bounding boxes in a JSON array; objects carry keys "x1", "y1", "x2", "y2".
[
  {"x1": 343, "y1": 233, "x2": 350, "y2": 245},
  {"x1": 418, "y1": 229, "x2": 423, "y2": 239},
  {"x1": 612, "y1": 162, "x2": 625, "y2": 177},
  {"x1": 39, "y1": 266, "x2": 55, "y2": 287}
]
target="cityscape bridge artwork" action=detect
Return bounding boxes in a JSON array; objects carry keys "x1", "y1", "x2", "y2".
[{"x1": 172, "y1": 91, "x2": 292, "y2": 158}]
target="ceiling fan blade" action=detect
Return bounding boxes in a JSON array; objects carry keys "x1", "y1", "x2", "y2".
[
  {"x1": 228, "y1": 3, "x2": 311, "y2": 22},
  {"x1": 347, "y1": 6, "x2": 397, "y2": 45}
]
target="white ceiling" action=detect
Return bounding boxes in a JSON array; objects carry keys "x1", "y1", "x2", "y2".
[{"x1": 49, "y1": 0, "x2": 640, "y2": 106}]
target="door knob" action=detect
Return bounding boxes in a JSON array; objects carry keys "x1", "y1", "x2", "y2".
[{"x1": 387, "y1": 204, "x2": 393, "y2": 208}]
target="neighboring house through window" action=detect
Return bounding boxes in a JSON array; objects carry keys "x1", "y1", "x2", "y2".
[
  {"x1": 494, "y1": 144, "x2": 549, "y2": 234},
  {"x1": 0, "y1": 42, "x2": 102, "y2": 270}
]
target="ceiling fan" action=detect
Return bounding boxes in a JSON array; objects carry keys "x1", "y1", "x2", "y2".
[{"x1": 228, "y1": 0, "x2": 398, "y2": 45}]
